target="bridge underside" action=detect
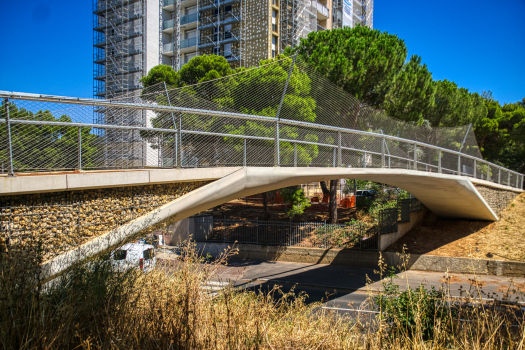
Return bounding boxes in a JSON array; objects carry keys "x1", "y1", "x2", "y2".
[{"x1": 1, "y1": 167, "x2": 521, "y2": 278}]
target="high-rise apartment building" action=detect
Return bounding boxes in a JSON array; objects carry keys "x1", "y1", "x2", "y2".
[{"x1": 93, "y1": 0, "x2": 373, "y2": 99}]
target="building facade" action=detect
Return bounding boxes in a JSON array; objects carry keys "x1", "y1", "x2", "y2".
[{"x1": 93, "y1": 0, "x2": 373, "y2": 100}]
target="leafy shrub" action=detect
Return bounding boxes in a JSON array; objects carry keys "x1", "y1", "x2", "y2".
[{"x1": 280, "y1": 186, "x2": 311, "y2": 218}]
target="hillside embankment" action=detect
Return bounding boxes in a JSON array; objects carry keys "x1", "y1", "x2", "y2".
[{"x1": 387, "y1": 193, "x2": 525, "y2": 261}]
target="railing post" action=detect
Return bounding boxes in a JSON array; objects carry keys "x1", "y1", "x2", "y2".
[
  {"x1": 498, "y1": 168, "x2": 501, "y2": 184},
  {"x1": 243, "y1": 138, "x2": 247, "y2": 167},
  {"x1": 164, "y1": 81, "x2": 179, "y2": 169},
  {"x1": 78, "y1": 126, "x2": 82, "y2": 171},
  {"x1": 363, "y1": 152, "x2": 366, "y2": 168},
  {"x1": 486, "y1": 163, "x2": 490, "y2": 181},
  {"x1": 274, "y1": 120, "x2": 280, "y2": 166},
  {"x1": 457, "y1": 154, "x2": 461, "y2": 175},
  {"x1": 274, "y1": 55, "x2": 296, "y2": 167},
  {"x1": 413, "y1": 144, "x2": 417, "y2": 170},
  {"x1": 508, "y1": 171, "x2": 511, "y2": 187},
  {"x1": 521, "y1": 175, "x2": 524, "y2": 190},
  {"x1": 516, "y1": 173, "x2": 519, "y2": 189},
  {"x1": 332, "y1": 148, "x2": 336, "y2": 167},
  {"x1": 473, "y1": 159, "x2": 476, "y2": 179},
  {"x1": 438, "y1": 150, "x2": 442, "y2": 173},
  {"x1": 294, "y1": 142, "x2": 297, "y2": 167},
  {"x1": 4, "y1": 98, "x2": 15, "y2": 176},
  {"x1": 178, "y1": 116, "x2": 182, "y2": 168},
  {"x1": 324, "y1": 220, "x2": 327, "y2": 248},
  {"x1": 381, "y1": 137, "x2": 385, "y2": 168},
  {"x1": 338, "y1": 131, "x2": 342, "y2": 167}
]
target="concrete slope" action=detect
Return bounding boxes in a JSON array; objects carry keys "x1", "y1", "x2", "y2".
[{"x1": 42, "y1": 167, "x2": 518, "y2": 278}]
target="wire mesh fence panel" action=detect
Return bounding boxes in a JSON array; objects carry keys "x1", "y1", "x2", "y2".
[
  {"x1": 379, "y1": 208, "x2": 398, "y2": 236},
  {"x1": 194, "y1": 219, "x2": 377, "y2": 250},
  {"x1": 398, "y1": 199, "x2": 411, "y2": 223}
]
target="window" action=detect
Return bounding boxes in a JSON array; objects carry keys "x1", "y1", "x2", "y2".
[
  {"x1": 224, "y1": 43, "x2": 232, "y2": 58},
  {"x1": 185, "y1": 29, "x2": 196, "y2": 39},
  {"x1": 113, "y1": 249, "x2": 127, "y2": 260},
  {"x1": 272, "y1": 0, "x2": 278, "y2": 5},
  {"x1": 272, "y1": 10, "x2": 278, "y2": 32},
  {"x1": 213, "y1": 46, "x2": 220, "y2": 55},
  {"x1": 143, "y1": 248, "x2": 155, "y2": 260},
  {"x1": 185, "y1": 52, "x2": 196, "y2": 63},
  {"x1": 224, "y1": 5, "x2": 232, "y2": 13},
  {"x1": 271, "y1": 36, "x2": 277, "y2": 58},
  {"x1": 224, "y1": 24, "x2": 232, "y2": 39},
  {"x1": 186, "y1": 6, "x2": 197, "y2": 15}
]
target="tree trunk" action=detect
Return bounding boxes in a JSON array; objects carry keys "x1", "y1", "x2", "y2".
[
  {"x1": 329, "y1": 179, "x2": 338, "y2": 224},
  {"x1": 320, "y1": 181, "x2": 330, "y2": 194},
  {"x1": 262, "y1": 192, "x2": 270, "y2": 220}
]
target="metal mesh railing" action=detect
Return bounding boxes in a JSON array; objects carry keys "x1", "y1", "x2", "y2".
[
  {"x1": 194, "y1": 218, "x2": 377, "y2": 250},
  {"x1": 0, "y1": 56, "x2": 522, "y2": 189}
]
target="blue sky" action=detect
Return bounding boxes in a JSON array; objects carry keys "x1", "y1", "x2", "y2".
[{"x1": 0, "y1": 0, "x2": 524, "y2": 104}]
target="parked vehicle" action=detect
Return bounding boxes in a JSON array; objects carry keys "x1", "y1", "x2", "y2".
[
  {"x1": 355, "y1": 190, "x2": 376, "y2": 198},
  {"x1": 111, "y1": 242, "x2": 156, "y2": 272}
]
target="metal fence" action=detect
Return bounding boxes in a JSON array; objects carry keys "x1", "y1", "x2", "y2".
[
  {"x1": 379, "y1": 198, "x2": 422, "y2": 235},
  {"x1": 194, "y1": 218, "x2": 378, "y2": 250},
  {"x1": 0, "y1": 56, "x2": 522, "y2": 190}
]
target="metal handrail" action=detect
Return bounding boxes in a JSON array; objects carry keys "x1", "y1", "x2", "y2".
[{"x1": 0, "y1": 90, "x2": 523, "y2": 188}]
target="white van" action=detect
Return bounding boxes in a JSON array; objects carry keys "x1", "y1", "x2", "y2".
[{"x1": 111, "y1": 242, "x2": 156, "y2": 272}]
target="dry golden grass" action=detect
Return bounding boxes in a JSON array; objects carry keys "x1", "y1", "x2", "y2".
[
  {"x1": 1, "y1": 243, "x2": 525, "y2": 349},
  {"x1": 389, "y1": 193, "x2": 525, "y2": 261}
]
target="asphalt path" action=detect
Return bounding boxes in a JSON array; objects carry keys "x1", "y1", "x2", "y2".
[{"x1": 158, "y1": 255, "x2": 525, "y2": 319}]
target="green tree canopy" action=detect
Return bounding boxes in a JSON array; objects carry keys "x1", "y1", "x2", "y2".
[
  {"x1": 140, "y1": 64, "x2": 180, "y2": 88},
  {"x1": 383, "y1": 55, "x2": 436, "y2": 125},
  {"x1": 425, "y1": 80, "x2": 487, "y2": 127},
  {"x1": 293, "y1": 25, "x2": 408, "y2": 107},
  {"x1": 179, "y1": 55, "x2": 232, "y2": 85}
]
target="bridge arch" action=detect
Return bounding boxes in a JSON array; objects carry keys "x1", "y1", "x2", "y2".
[{"x1": 41, "y1": 167, "x2": 520, "y2": 278}]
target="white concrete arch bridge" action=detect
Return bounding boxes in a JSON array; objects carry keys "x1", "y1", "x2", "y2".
[{"x1": 0, "y1": 82, "x2": 523, "y2": 277}]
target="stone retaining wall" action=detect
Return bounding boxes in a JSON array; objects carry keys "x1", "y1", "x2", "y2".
[
  {"x1": 475, "y1": 185, "x2": 519, "y2": 215},
  {"x1": 0, "y1": 181, "x2": 210, "y2": 260}
]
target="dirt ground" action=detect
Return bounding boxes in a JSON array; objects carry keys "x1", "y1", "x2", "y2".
[
  {"x1": 204, "y1": 199, "x2": 359, "y2": 223},
  {"x1": 387, "y1": 193, "x2": 525, "y2": 262}
]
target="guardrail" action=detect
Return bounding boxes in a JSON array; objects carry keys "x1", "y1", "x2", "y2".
[
  {"x1": 0, "y1": 90, "x2": 523, "y2": 190},
  {"x1": 193, "y1": 217, "x2": 376, "y2": 250}
]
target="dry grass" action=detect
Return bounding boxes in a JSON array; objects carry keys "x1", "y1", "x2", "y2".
[
  {"x1": 1, "y1": 243, "x2": 525, "y2": 349},
  {"x1": 388, "y1": 193, "x2": 525, "y2": 261}
]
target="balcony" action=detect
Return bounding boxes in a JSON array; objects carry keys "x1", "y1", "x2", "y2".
[
  {"x1": 180, "y1": 37, "x2": 198, "y2": 50},
  {"x1": 163, "y1": 43, "x2": 174, "y2": 55},
  {"x1": 317, "y1": 23, "x2": 326, "y2": 31},
  {"x1": 163, "y1": 18, "x2": 176, "y2": 33},
  {"x1": 180, "y1": 12, "x2": 199, "y2": 27},
  {"x1": 312, "y1": 1, "x2": 329, "y2": 19}
]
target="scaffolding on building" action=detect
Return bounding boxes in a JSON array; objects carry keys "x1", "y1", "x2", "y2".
[
  {"x1": 332, "y1": 0, "x2": 374, "y2": 29},
  {"x1": 93, "y1": 0, "x2": 148, "y2": 168},
  {"x1": 197, "y1": 0, "x2": 245, "y2": 68},
  {"x1": 280, "y1": 0, "x2": 317, "y2": 51}
]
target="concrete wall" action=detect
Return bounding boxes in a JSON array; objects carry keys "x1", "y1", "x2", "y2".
[
  {"x1": 379, "y1": 206, "x2": 429, "y2": 251},
  {"x1": 196, "y1": 242, "x2": 525, "y2": 277},
  {"x1": 196, "y1": 242, "x2": 381, "y2": 267},
  {"x1": 383, "y1": 252, "x2": 525, "y2": 277}
]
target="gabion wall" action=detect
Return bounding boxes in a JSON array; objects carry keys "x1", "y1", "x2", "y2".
[
  {"x1": 475, "y1": 185, "x2": 520, "y2": 215},
  {"x1": 0, "y1": 181, "x2": 210, "y2": 261}
]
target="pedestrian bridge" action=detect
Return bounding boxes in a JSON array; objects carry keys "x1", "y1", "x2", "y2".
[{"x1": 0, "y1": 56, "x2": 523, "y2": 276}]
